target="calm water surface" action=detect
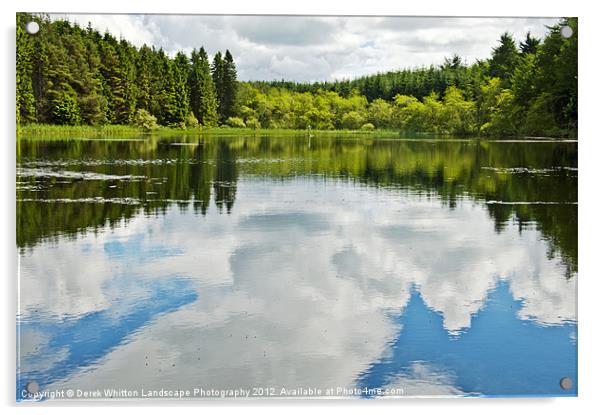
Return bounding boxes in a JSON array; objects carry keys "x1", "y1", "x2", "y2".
[{"x1": 17, "y1": 134, "x2": 577, "y2": 399}]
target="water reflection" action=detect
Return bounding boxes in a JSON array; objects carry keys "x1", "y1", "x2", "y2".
[
  {"x1": 17, "y1": 135, "x2": 577, "y2": 272},
  {"x1": 17, "y1": 134, "x2": 577, "y2": 399},
  {"x1": 358, "y1": 282, "x2": 576, "y2": 397}
]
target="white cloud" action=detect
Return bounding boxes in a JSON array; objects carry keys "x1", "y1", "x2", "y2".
[{"x1": 49, "y1": 14, "x2": 560, "y2": 82}]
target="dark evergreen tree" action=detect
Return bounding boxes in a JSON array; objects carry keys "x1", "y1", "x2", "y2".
[
  {"x1": 135, "y1": 45, "x2": 153, "y2": 113},
  {"x1": 157, "y1": 53, "x2": 188, "y2": 126},
  {"x1": 173, "y1": 51, "x2": 191, "y2": 119},
  {"x1": 189, "y1": 48, "x2": 218, "y2": 126},
  {"x1": 489, "y1": 32, "x2": 520, "y2": 86},
  {"x1": 16, "y1": 14, "x2": 36, "y2": 124},
  {"x1": 441, "y1": 54, "x2": 463, "y2": 70},
  {"x1": 212, "y1": 51, "x2": 225, "y2": 122},
  {"x1": 519, "y1": 31, "x2": 541, "y2": 55},
  {"x1": 221, "y1": 50, "x2": 238, "y2": 121}
]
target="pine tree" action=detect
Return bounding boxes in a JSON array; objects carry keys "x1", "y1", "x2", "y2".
[
  {"x1": 212, "y1": 51, "x2": 225, "y2": 122},
  {"x1": 189, "y1": 48, "x2": 218, "y2": 127},
  {"x1": 489, "y1": 32, "x2": 520, "y2": 86},
  {"x1": 76, "y1": 24, "x2": 108, "y2": 125},
  {"x1": 173, "y1": 51, "x2": 191, "y2": 120},
  {"x1": 16, "y1": 14, "x2": 36, "y2": 124},
  {"x1": 222, "y1": 50, "x2": 238, "y2": 120},
  {"x1": 519, "y1": 31, "x2": 541, "y2": 55},
  {"x1": 135, "y1": 45, "x2": 153, "y2": 112},
  {"x1": 99, "y1": 35, "x2": 137, "y2": 124},
  {"x1": 158, "y1": 57, "x2": 189, "y2": 126}
]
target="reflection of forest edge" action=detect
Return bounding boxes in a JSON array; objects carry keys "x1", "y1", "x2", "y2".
[{"x1": 17, "y1": 135, "x2": 577, "y2": 273}]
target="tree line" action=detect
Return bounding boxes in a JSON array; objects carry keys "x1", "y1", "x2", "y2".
[
  {"x1": 240, "y1": 18, "x2": 576, "y2": 137},
  {"x1": 16, "y1": 13, "x2": 237, "y2": 129},
  {"x1": 17, "y1": 14, "x2": 577, "y2": 137}
]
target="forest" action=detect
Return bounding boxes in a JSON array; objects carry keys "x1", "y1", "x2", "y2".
[{"x1": 16, "y1": 14, "x2": 577, "y2": 137}]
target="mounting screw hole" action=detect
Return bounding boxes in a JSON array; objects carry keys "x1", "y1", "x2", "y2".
[
  {"x1": 560, "y1": 25, "x2": 573, "y2": 39},
  {"x1": 25, "y1": 381, "x2": 39, "y2": 394},
  {"x1": 25, "y1": 21, "x2": 39, "y2": 35},
  {"x1": 559, "y1": 377, "x2": 573, "y2": 390}
]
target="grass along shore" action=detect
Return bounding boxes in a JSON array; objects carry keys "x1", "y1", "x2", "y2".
[
  {"x1": 17, "y1": 124, "x2": 406, "y2": 140},
  {"x1": 17, "y1": 124, "x2": 577, "y2": 142}
]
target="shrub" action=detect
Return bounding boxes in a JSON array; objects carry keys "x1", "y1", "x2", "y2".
[
  {"x1": 132, "y1": 109, "x2": 159, "y2": 131},
  {"x1": 51, "y1": 92, "x2": 81, "y2": 125},
  {"x1": 360, "y1": 123, "x2": 375, "y2": 131},
  {"x1": 185, "y1": 112, "x2": 199, "y2": 129},
  {"x1": 225, "y1": 117, "x2": 246, "y2": 128},
  {"x1": 245, "y1": 117, "x2": 261, "y2": 129},
  {"x1": 341, "y1": 111, "x2": 365, "y2": 130},
  {"x1": 267, "y1": 120, "x2": 281, "y2": 129}
]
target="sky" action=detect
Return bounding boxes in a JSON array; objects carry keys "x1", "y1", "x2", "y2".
[{"x1": 51, "y1": 14, "x2": 560, "y2": 82}]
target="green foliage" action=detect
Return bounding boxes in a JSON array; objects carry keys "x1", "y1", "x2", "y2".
[
  {"x1": 245, "y1": 117, "x2": 261, "y2": 129},
  {"x1": 185, "y1": 112, "x2": 199, "y2": 129},
  {"x1": 222, "y1": 51, "x2": 238, "y2": 120},
  {"x1": 16, "y1": 14, "x2": 576, "y2": 137},
  {"x1": 393, "y1": 95, "x2": 425, "y2": 131},
  {"x1": 511, "y1": 53, "x2": 538, "y2": 106},
  {"x1": 189, "y1": 48, "x2": 218, "y2": 127},
  {"x1": 341, "y1": 111, "x2": 365, "y2": 130},
  {"x1": 523, "y1": 93, "x2": 562, "y2": 137},
  {"x1": 212, "y1": 51, "x2": 238, "y2": 123},
  {"x1": 520, "y1": 32, "x2": 541, "y2": 55},
  {"x1": 225, "y1": 116, "x2": 246, "y2": 128},
  {"x1": 489, "y1": 32, "x2": 520, "y2": 87},
  {"x1": 367, "y1": 99, "x2": 393, "y2": 128},
  {"x1": 440, "y1": 87, "x2": 477, "y2": 134},
  {"x1": 132, "y1": 108, "x2": 158, "y2": 131},
  {"x1": 16, "y1": 14, "x2": 236, "y2": 130},
  {"x1": 50, "y1": 92, "x2": 81, "y2": 125},
  {"x1": 16, "y1": 14, "x2": 36, "y2": 124},
  {"x1": 360, "y1": 123, "x2": 375, "y2": 131}
]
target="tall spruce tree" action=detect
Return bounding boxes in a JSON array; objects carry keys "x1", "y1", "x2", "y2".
[
  {"x1": 135, "y1": 45, "x2": 153, "y2": 113},
  {"x1": 222, "y1": 50, "x2": 238, "y2": 120},
  {"x1": 212, "y1": 51, "x2": 225, "y2": 122},
  {"x1": 16, "y1": 14, "x2": 36, "y2": 125},
  {"x1": 489, "y1": 32, "x2": 520, "y2": 86},
  {"x1": 157, "y1": 53, "x2": 188, "y2": 126},
  {"x1": 173, "y1": 51, "x2": 191, "y2": 120},
  {"x1": 519, "y1": 32, "x2": 541, "y2": 55},
  {"x1": 189, "y1": 48, "x2": 218, "y2": 127}
]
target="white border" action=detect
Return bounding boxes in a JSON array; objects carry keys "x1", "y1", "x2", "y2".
[{"x1": 2, "y1": 1, "x2": 600, "y2": 414}]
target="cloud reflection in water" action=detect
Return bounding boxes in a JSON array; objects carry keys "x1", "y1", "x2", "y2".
[{"x1": 17, "y1": 179, "x2": 576, "y2": 398}]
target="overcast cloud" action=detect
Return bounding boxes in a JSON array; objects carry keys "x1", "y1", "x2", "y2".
[{"x1": 51, "y1": 14, "x2": 560, "y2": 82}]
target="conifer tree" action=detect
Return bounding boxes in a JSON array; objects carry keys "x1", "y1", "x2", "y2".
[
  {"x1": 16, "y1": 14, "x2": 36, "y2": 124},
  {"x1": 519, "y1": 32, "x2": 541, "y2": 55},
  {"x1": 489, "y1": 32, "x2": 520, "y2": 86},
  {"x1": 222, "y1": 50, "x2": 238, "y2": 120},
  {"x1": 189, "y1": 48, "x2": 218, "y2": 126},
  {"x1": 212, "y1": 51, "x2": 225, "y2": 122}
]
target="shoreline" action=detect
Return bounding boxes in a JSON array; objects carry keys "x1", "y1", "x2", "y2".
[{"x1": 16, "y1": 124, "x2": 576, "y2": 141}]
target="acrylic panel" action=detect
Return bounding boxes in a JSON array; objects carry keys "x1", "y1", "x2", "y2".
[{"x1": 16, "y1": 13, "x2": 578, "y2": 401}]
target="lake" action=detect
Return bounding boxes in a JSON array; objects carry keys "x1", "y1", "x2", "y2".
[{"x1": 16, "y1": 134, "x2": 577, "y2": 399}]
